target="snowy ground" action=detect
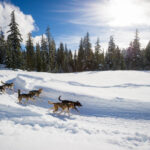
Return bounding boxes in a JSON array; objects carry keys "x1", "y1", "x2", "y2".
[{"x1": 0, "y1": 69, "x2": 150, "y2": 150}]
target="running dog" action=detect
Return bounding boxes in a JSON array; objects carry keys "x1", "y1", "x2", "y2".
[
  {"x1": 48, "y1": 100, "x2": 70, "y2": 114},
  {"x1": 18, "y1": 89, "x2": 35, "y2": 104},
  {"x1": 58, "y1": 96, "x2": 82, "y2": 112},
  {"x1": 29, "y1": 88, "x2": 43, "y2": 97},
  {"x1": 1, "y1": 81, "x2": 14, "y2": 90},
  {"x1": 0, "y1": 85, "x2": 6, "y2": 94}
]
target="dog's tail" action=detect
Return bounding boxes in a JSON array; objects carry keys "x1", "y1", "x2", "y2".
[
  {"x1": 58, "y1": 96, "x2": 63, "y2": 101},
  {"x1": 48, "y1": 100, "x2": 54, "y2": 105}
]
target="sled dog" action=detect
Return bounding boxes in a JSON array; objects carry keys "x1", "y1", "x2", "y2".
[
  {"x1": 1, "y1": 81, "x2": 14, "y2": 90},
  {"x1": 48, "y1": 100, "x2": 71, "y2": 114},
  {"x1": 58, "y1": 96, "x2": 82, "y2": 112},
  {"x1": 18, "y1": 89, "x2": 35, "y2": 103}
]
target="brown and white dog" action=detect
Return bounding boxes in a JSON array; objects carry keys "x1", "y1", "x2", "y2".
[
  {"x1": 48, "y1": 100, "x2": 71, "y2": 114},
  {"x1": 18, "y1": 89, "x2": 35, "y2": 104},
  {"x1": 58, "y1": 96, "x2": 82, "y2": 112}
]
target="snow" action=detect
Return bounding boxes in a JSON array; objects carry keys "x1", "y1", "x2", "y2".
[{"x1": 0, "y1": 69, "x2": 150, "y2": 150}]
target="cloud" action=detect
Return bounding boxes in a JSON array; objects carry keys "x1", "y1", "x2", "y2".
[
  {"x1": 69, "y1": 0, "x2": 150, "y2": 28},
  {"x1": 0, "y1": 2, "x2": 37, "y2": 44},
  {"x1": 59, "y1": 0, "x2": 150, "y2": 49}
]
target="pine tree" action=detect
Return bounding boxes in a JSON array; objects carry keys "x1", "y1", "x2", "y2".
[
  {"x1": 74, "y1": 50, "x2": 77, "y2": 72},
  {"x1": 63, "y1": 45, "x2": 69, "y2": 72},
  {"x1": 5, "y1": 39, "x2": 12, "y2": 68},
  {"x1": 21, "y1": 50, "x2": 27, "y2": 70},
  {"x1": 7, "y1": 11, "x2": 22, "y2": 69},
  {"x1": 83, "y1": 32, "x2": 93, "y2": 70},
  {"x1": 145, "y1": 41, "x2": 150, "y2": 69},
  {"x1": 131, "y1": 29, "x2": 142, "y2": 69},
  {"x1": 0, "y1": 29, "x2": 6, "y2": 64},
  {"x1": 105, "y1": 36, "x2": 116, "y2": 70},
  {"x1": 26, "y1": 33, "x2": 35, "y2": 71},
  {"x1": 125, "y1": 42, "x2": 133, "y2": 70},
  {"x1": 41, "y1": 35, "x2": 48, "y2": 72},
  {"x1": 69, "y1": 50, "x2": 74, "y2": 72},
  {"x1": 50, "y1": 38, "x2": 56, "y2": 72},
  {"x1": 113, "y1": 46, "x2": 125, "y2": 70},
  {"x1": 46, "y1": 26, "x2": 51, "y2": 72},
  {"x1": 94, "y1": 38, "x2": 104, "y2": 70},
  {"x1": 56, "y1": 43, "x2": 65, "y2": 72},
  {"x1": 77, "y1": 38, "x2": 84, "y2": 71},
  {"x1": 35, "y1": 43, "x2": 42, "y2": 71}
]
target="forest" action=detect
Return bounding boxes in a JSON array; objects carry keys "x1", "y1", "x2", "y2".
[{"x1": 0, "y1": 11, "x2": 150, "y2": 72}]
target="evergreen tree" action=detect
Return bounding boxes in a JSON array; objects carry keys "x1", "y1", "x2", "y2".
[
  {"x1": 105, "y1": 36, "x2": 116, "y2": 70},
  {"x1": 125, "y1": 42, "x2": 133, "y2": 70},
  {"x1": 7, "y1": 11, "x2": 22, "y2": 69},
  {"x1": 26, "y1": 33, "x2": 35, "y2": 71},
  {"x1": 74, "y1": 50, "x2": 77, "y2": 72},
  {"x1": 50, "y1": 38, "x2": 56, "y2": 72},
  {"x1": 35, "y1": 43, "x2": 42, "y2": 71},
  {"x1": 94, "y1": 38, "x2": 104, "y2": 70},
  {"x1": 56, "y1": 43, "x2": 65, "y2": 72},
  {"x1": 77, "y1": 38, "x2": 84, "y2": 71},
  {"x1": 69, "y1": 50, "x2": 74, "y2": 72},
  {"x1": 145, "y1": 41, "x2": 150, "y2": 69},
  {"x1": 46, "y1": 26, "x2": 51, "y2": 72},
  {"x1": 83, "y1": 32, "x2": 93, "y2": 70},
  {"x1": 21, "y1": 50, "x2": 27, "y2": 70},
  {"x1": 0, "y1": 29, "x2": 6, "y2": 64},
  {"x1": 63, "y1": 45, "x2": 69, "y2": 72},
  {"x1": 113, "y1": 46, "x2": 125, "y2": 70},
  {"x1": 5, "y1": 39, "x2": 12, "y2": 68},
  {"x1": 41, "y1": 35, "x2": 48, "y2": 72},
  {"x1": 131, "y1": 29, "x2": 142, "y2": 69}
]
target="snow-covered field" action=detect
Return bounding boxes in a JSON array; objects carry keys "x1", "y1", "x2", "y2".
[{"x1": 0, "y1": 69, "x2": 150, "y2": 150}]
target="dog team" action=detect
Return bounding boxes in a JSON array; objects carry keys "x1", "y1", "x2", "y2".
[{"x1": 0, "y1": 81, "x2": 82, "y2": 115}]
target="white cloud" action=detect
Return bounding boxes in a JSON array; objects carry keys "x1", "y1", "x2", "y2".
[
  {"x1": 65, "y1": 0, "x2": 150, "y2": 49},
  {"x1": 69, "y1": 0, "x2": 150, "y2": 28},
  {"x1": 0, "y1": 2, "x2": 37, "y2": 44}
]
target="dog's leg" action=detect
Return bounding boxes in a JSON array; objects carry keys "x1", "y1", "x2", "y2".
[
  {"x1": 53, "y1": 106, "x2": 58, "y2": 113},
  {"x1": 65, "y1": 107, "x2": 70, "y2": 116},
  {"x1": 67, "y1": 109, "x2": 70, "y2": 116},
  {"x1": 74, "y1": 107, "x2": 79, "y2": 113}
]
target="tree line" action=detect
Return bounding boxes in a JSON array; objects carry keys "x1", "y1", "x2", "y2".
[{"x1": 0, "y1": 11, "x2": 150, "y2": 72}]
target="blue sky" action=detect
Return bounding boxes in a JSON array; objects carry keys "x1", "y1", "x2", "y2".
[
  {"x1": 10, "y1": 0, "x2": 78, "y2": 36},
  {"x1": 6, "y1": 0, "x2": 95, "y2": 50},
  {"x1": 0, "y1": 0, "x2": 150, "y2": 50}
]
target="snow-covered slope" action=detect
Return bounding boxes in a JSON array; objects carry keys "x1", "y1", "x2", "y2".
[{"x1": 0, "y1": 69, "x2": 150, "y2": 150}]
